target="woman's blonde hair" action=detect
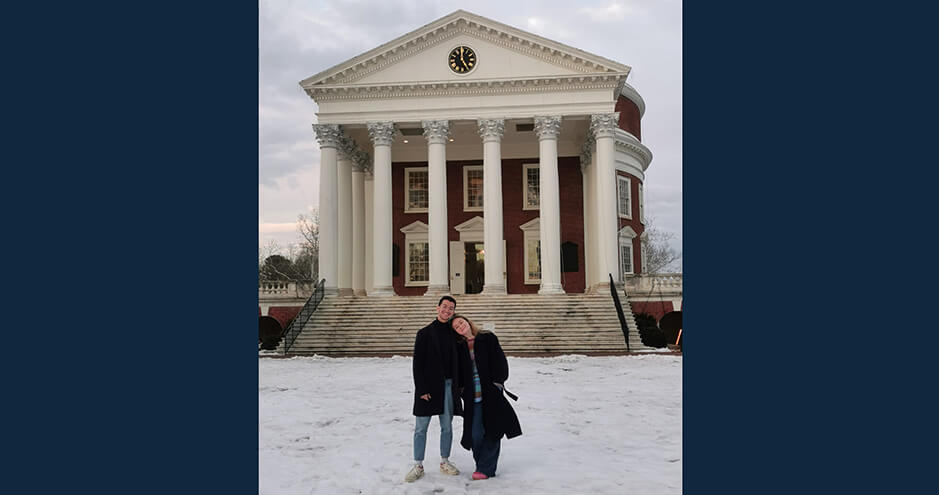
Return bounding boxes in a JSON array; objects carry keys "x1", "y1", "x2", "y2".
[{"x1": 449, "y1": 313, "x2": 488, "y2": 341}]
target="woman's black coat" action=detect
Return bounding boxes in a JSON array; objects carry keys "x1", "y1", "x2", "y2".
[
  {"x1": 457, "y1": 332, "x2": 522, "y2": 450},
  {"x1": 412, "y1": 319, "x2": 464, "y2": 417}
]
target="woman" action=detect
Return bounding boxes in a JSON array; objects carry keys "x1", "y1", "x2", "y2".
[{"x1": 450, "y1": 314, "x2": 522, "y2": 480}]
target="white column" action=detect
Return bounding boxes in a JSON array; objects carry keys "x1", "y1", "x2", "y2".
[
  {"x1": 534, "y1": 116, "x2": 564, "y2": 294},
  {"x1": 337, "y1": 139, "x2": 354, "y2": 296},
  {"x1": 478, "y1": 119, "x2": 506, "y2": 294},
  {"x1": 591, "y1": 113, "x2": 620, "y2": 287},
  {"x1": 352, "y1": 151, "x2": 367, "y2": 296},
  {"x1": 364, "y1": 171, "x2": 374, "y2": 294},
  {"x1": 313, "y1": 123, "x2": 341, "y2": 295},
  {"x1": 422, "y1": 120, "x2": 450, "y2": 295},
  {"x1": 367, "y1": 121, "x2": 395, "y2": 296}
]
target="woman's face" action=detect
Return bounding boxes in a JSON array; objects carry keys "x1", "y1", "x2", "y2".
[{"x1": 452, "y1": 318, "x2": 473, "y2": 339}]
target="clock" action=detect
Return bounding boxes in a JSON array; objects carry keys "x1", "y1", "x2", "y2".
[{"x1": 448, "y1": 45, "x2": 477, "y2": 74}]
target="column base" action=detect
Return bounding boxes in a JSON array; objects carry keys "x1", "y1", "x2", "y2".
[
  {"x1": 587, "y1": 282, "x2": 611, "y2": 294},
  {"x1": 481, "y1": 283, "x2": 506, "y2": 295},
  {"x1": 369, "y1": 285, "x2": 395, "y2": 297},
  {"x1": 338, "y1": 288, "x2": 354, "y2": 297},
  {"x1": 353, "y1": 289, "x2": 367, "y2": 296},
  {"x1": 324, "y1": 286, "x2": 339, "y2": 296},
  {"x1": 425, "y1": 284, "x2": 451, "y2": 296},
  {"x1": 538, "y1": 283, "x2": 565, "y2": 295}
]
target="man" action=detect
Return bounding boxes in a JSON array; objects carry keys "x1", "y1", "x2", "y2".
[{"x1": 404, "y1": 295, "x2": 463, "y2": 482}]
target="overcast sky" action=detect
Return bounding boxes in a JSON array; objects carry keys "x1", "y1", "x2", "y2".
[{"x1": 259, "y1": 0, "x2": 682, "y2": 262}]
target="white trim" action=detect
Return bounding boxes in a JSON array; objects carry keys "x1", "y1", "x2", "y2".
[
  {"x1": 519, "y1": 217, "x2": 541, "y2": 284},
  {"x1": 463, "y1": 165, "x2": 484, "y2": 212},
  {"x1": 618, "y1": 225, "x2": 638, "y2": 239},
  {"x1": 404, "y1": 167, "x2": 428, "y2": 213},
  {"x1": 522, "y1": 163, "x2": 540, "y2": 211},
  {"x1": 454, "y1": 216, "x2": 485, "y2": 242},
  {"x1": 399, "y1": 221, "x2": 430, "y2": 287},
  {"x1": 639, "y1": 183, "x2": 644, "y2": 225},
  {"x1": 619, "y1": 238, "x2": 634, "y2": 277},
  {"x1": 617, "y1": 175, "x2": 632, "y2": 220}
]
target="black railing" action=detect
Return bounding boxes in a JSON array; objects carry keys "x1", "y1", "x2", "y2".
[
  {"x1": 282, "y1": 278, "x2": 326, "y2": 354},
  {"x1": 609, "y1": 273, "x2": 631, "y2": 351}
]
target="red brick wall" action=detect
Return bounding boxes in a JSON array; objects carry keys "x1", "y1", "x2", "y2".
[
  {"x1": 616, "y1": 170, "x2": 646, "y2": 274},
  {"x1": 630, "y1": 301, "x2": 674, "y2": 321},
  {"x1": 615, "y1": 96, "x2": 641, "y2": 140},
  {"x1": 390, "y1": 156, "x2": 586, "y2": 295},
  {"x1": 268, "y1": 306, "x2": 302, "y2": 329}
]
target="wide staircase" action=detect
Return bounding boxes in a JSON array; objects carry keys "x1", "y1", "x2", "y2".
[{"x1": 279, "y1": 292, "x2": 649, "y2": 356}]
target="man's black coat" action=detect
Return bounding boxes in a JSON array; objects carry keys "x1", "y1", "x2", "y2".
[
  {"x1": 457, "y1": 332, "x2": 522, "y2": 450},
  {"x1": 412, "y1": 319, "x2": 464, "y2": 417}
]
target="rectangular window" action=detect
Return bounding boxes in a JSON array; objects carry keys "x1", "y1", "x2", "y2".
[
  {"x1": 620, "y1": 241, "x2": 633, "y2": 276},
  {"x1": 617, "y1": 175, "x2": 631, "y2": 219},
  {"x1": 638, "y1": 183, "x2": 644, "y2": 224},
  {"x1": 407, "y1": 241, "x2": 429, "y2": 284},
  {"x1": 405, "y1": 167, "x2": 428, "y2": 212},
  {"x1": 523, "y1": 163, "x2": 539, "y2": 210},
  {"x1": 525, "y1": 238, "x2": 541, "y2": 283},
  {"x1": 464, "y1": 166, "x2": 483, "y2": 211}
]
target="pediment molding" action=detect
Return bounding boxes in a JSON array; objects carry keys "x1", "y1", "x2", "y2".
[
  {"x1": 300, "y1": 10, "x2": 631, "y2": 93},
  {"x1": 400, "y1": 220, "x2": 429, "y2": 234},
  {"x1": 306, "y1": 73, "x2": 626, "y2": 102},
  {"x1": 454, "y1": 216, "x2": 485, "y2": 232}
]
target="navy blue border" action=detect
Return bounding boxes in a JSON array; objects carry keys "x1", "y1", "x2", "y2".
[{"x1": 5, "y1": 3, "x2": 258, "y2": 491}]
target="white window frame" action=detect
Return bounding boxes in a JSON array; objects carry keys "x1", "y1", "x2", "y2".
[
  {"x1": 404, "y1": 167, "x2": 428, "y2": 213},
  {"x1": 638, "y1": 182, "x2": 644, "y2": 224},
  {"x1": 519, "y1": 217, "x2": 541, "y2": 284},
  {"x1": 617, "y1": 175, "x2": 632, "y2": 220},
  {"x1": 400, "y1": 221, "x2": 430, "y2": 287},
  {"x1": 522, "y1": 163, "x2": 540, "y2": 211},
  {"x1": 463, "y1": 165, "x2": 484, "y2": 212},
  {"x1": 619, "y1": 225, "x2": 637, "y2": 277}
]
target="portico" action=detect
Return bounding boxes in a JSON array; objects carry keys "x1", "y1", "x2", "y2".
[{"x1": 304, "y1": 10, "x2": 652, "y2": 297}]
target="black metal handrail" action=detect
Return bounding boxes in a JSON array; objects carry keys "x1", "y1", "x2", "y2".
[
  {"x1": 282, "y1": 278, "x2": 326, "y2": 354},
  {"x1": 609, "y1": 273, "x2": 631, "y2": 351}
]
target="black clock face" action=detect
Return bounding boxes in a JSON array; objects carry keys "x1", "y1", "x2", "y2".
[{"x1": 448, "y1": 45, "x2": 476, "y2": 74}]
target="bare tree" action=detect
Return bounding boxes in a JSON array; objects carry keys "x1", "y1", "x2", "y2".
[
  {"x1": 297, "y1": 209, "x2": 319, "y2": 281},
  {"x1": 641, "y1": 217, "x2": 682, "y2": 274}
]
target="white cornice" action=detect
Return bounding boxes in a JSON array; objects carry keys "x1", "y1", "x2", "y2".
[
  {"x1": 614, "y1": 128, "x2": 653, "y2": 170},
  {"x1": 306, "y1": 73, "x2": 627, "y2": 102},
  {"x1": 619, "y1": 82, "x2": 646, "y2": 118},
  {"x1": 300, "y1": 10, "x2": 631, "y2": 91}
]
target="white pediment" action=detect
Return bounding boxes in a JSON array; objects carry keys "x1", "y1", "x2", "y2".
[
  {"x1": 519, "y1": 217, "x2": 540, "y2": 232},
  {"x1": 619, "y1": 225, "x2": 638, "y2": 239},
  {"x1": 301, "y1": 10, "x2": 630, "y2": 91},
  {"x1": 454, "y1": 216, "x2": 485, "y2": 232},
  {"x1": 400, "y1": 220, "x2": 429, "y2": 234}
]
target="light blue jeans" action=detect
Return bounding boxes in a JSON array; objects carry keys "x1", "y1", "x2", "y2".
[{"x1": 413, "y1": 379, "x2": 454, "y2": 461}]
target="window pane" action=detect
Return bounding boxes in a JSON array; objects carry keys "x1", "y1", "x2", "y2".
[
  {"x1": 466, "y1": 169, "x2": 483, "y2": 208},
  {"x1": 409, "y1": 242, "x2": 429, "y2": 282},
  {"x1": 620, "y1": 244, "x2": 632, "y2": 275},
  {"x1": 526, "y1": 167, "x2": 540, "y2": 208},
  {"x1": 527, "y1": 239, "x2": 541, "y2": 279},
  {"x1": 408, "y1": 171, "x2": 428, "y2": 209},
  {"x1": 618, "y1": 178, "x2": 630, "y2": 215}
]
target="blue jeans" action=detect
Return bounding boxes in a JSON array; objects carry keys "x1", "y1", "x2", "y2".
[
  {"x1": 471, "y1": 401, "x2": 501, "y2": 477},
  {"x1": 413, "y1": 378, "x2": 454, "y2": 461}
]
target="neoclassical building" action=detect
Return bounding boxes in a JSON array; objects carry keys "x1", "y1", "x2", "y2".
[{"x1": 301, "y1": 10, "x2": 652, "y2": 297}]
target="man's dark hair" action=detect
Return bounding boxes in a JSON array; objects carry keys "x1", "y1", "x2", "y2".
[{"x1": 438, "y1": 295, "x2": 456, "y2": 307}]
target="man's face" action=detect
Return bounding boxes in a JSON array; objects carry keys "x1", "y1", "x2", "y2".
[{"x1": 436, "y1": 300, "x2": 455, "y2": 322}]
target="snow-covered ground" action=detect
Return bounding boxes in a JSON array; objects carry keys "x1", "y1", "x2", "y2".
[{"x1": 259, "y1": 354, "x2": 682, "y2": 494}]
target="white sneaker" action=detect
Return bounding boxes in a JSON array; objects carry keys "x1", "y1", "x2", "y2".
[
  {"x1": 404, "y1": 464, "x2": 424, "y2": 482},
  {"x1": 439, "y1": 460, "x2": 460, "y2": 476}
]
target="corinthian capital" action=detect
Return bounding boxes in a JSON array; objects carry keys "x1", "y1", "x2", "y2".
[
  {"x1": 367, "y1": 121, "x2": 396, "y2": 146},
  {"x1": 421, "y1": 120, "x2": 451, "y2": 144},
  {"x1": 477, "y1": 118, "x2": 505, "y2": 142},
  {"x1": 589, "y1": 113, "x2": 620, "y2": 138},
  {"x1": 534, "y1": 116, "x2": 562, "y2": 140},
  {"x1": 313, "y1": 124, "x2": 342, "y2": 148},
  {"x1": 338, "y1": 136, "x2": 358, "y2": 161},
  {"x1": 352, "y1": 149, "x2": 371, "y2": 173}
]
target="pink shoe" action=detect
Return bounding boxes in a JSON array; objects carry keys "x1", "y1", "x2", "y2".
[{"x1": 472, "y1": 472, "x2": 489, "y2": 480}]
